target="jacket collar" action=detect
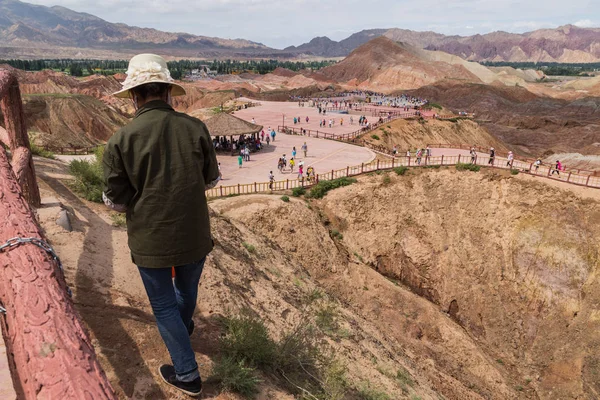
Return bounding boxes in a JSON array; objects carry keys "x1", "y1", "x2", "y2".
[{"x1": 134, "y1": 100, "x2": 174, "y2": 118}]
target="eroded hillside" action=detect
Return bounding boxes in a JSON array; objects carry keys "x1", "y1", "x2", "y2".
[
  {"x1": 36, "y1": 156, "x2": 600, "y2": 399},
  {"x1": 362, "y1": 118, "x2": 507, "y2": 152}
]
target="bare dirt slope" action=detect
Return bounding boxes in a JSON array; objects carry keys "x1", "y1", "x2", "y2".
[
  {"x1": 363, "y1": 118, "x2": 507, "y2": 152},
  {"x1": 33, "y1": 154, "x2": 600, "y2": 399},
  {"x1": 319, "y1": 37, "x2": 482, "y2": 93},
  {"x1": 408, "y1": 83, "x2": 600, "y2": 158},
  {"x1": 22, "y1": 94, "x2": 129, "y2": 148},
  {"x1": 316, "y1": 168, "x2": 600, "y2": 400}
]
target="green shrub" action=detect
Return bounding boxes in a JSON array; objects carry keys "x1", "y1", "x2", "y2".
[
  {"x1": 69, "y1": 146, "x2": 105, "y2": 202},
  {"x1": 291, "y1": 187, "x2": 306, "y2": 197},
  {"x1": 510, "y1": 168, "x2": 519, "y2": 175},
  {"x1": 30, "y1": 142, "x2": 55, "y2": 159},
  {"x1": 382, "y1": 175, "x2": 391, "y2": 185},
  {"x1": 429, "y1": 102, "x2": 443, "y2": 110},
  {"x1": 396, "y1": 367, "x2": 414, "y2": 388},
  {"x1": 212, "y1": 357, "x2": 261, "y2": 398},
  {"x1": 281, "y1": 195, "x2": 290, "y2": 202},
  {"x1": 220, "y1": 314, "x2": 277, "y2": 368},
  {"x1": 394, "y1": 166, "x2": 408, "y2": 176},
  {"x1": 357, "y1": 382, "x2": 391, "y2": 400},
  {"x1": 315, "y1": 304, "x2": 339, "y2": 335},
  {"x1": 110, "y1": 213, "x2": 126, "y2": 227},
  {"x1": 330, "y1": 229, "x2": 343, "y2": 240},
  {"x1": 456, "y1": 163, "x2": 481, "y2": 172},
  {"x1": 424, "y1": 165, "x2": 440, "y2": 169},
  {"x1": 371, "y1": 134, "x2": 380, "y2": 140},
  {"x1": 305, "y1": 177, "x2": 357, "y2": 199},
  {"x1": 242, "y1": 242, "x2": 256, "y2": 254}
]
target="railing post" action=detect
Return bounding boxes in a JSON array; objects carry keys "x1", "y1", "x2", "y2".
[
  {"x1": 408, "y1": 156, "x2": 411, "y2": 166},
  {"x1": 377, "y1": 160, "x2": 380, "y2": 170},
  {"x1": 220, "y1": 186, "x2": 223, "y2": 197},
  {"x1": 586, "y1": 175, "x2": 591, "y2": 186},
  {"x1": 529, "y1": 163, "x2": 533, "y2": 173},
  {"x1": 331, "y1": 169, "x2": 334, "y2": 179},
  {"x1": 238, "y1": 183, "x2": 240, "y2": 193},
  {"x1": 346, "y1": 166, "x2": 349, "y2": 176},
  {"x1": 254, "y1": 182, "x2": 257, "y2": 192},
  {"x1": 361, "y1": 163, "x2": 364, "y2": 173},
  {"x1": 441, "y1": 155, "x2": 444, "y2": 165},
  {"x1": 286, "y1": 179, "x2": 289, "y2": 189},
  {"x1": 547, "y1": 167, "x2": 552, "y2": 177},
  {"x1": 567, "y1": 172, "x2": 571, "y2": 183},
  {"x1": 392, "y1": 158, "x2": 395, "y2": 168},
  {"x1": 458, "y1": 154, "x2": 461, "y2": 164}
]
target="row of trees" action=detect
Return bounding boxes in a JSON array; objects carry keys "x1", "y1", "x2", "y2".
[
  {"x1": 481, "y1": 61, "x2": 600, "y2": 76},
  {"x1": 0, "y1": 58, "x2": 337, "y2": 78}
]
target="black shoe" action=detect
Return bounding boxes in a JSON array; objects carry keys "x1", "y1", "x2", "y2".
[
  {"x1": 188, "y1": 319, "x2": 195, "y2": 337},
  {"x1": 158, "y1": 364, "x2": 202, "y2": 397}
]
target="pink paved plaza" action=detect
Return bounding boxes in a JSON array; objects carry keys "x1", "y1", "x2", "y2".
[{"x1": 216, "y1": 100, "x2": 376, "y2": 185}]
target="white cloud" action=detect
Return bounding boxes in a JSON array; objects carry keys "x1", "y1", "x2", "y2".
[{"x1": 574, "y1": 19, "x2": 596, "y2": 28}]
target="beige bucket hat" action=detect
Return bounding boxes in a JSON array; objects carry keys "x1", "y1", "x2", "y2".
[{"x1": 113, "y1": 53, "x2": 186, "y2": 98}]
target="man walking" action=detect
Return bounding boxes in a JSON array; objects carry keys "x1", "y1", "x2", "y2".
[
  {"x1": 302, "y1": 142, "x2": 308, "y2": 158},
  {"x1": 103, "y1": 54, "x2": 220, "y2": 397}
]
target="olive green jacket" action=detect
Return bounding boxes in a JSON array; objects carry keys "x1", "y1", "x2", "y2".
[{"x1": 102, "y1": 100, "x2": 220, "y2": 268}]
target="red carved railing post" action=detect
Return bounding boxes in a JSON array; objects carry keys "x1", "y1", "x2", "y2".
[
  {"x1": 0, "y1": 69, "x2": 41, "y2": 207},
  {"x1": 0, "y1": 146, "x2": 117, "y2": 399}
]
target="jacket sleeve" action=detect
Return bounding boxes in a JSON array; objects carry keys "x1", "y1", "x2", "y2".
[
  {"x1": 102, "y1": 138, "x2": 134, "y2": 212},
  {"x1": 199, "y1": 122, "x2": 221, "y2": 190}
]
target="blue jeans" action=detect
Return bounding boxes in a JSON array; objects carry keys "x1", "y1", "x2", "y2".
[{"x1": 138, "y1": 259, "x2": 205, "y2": 381}]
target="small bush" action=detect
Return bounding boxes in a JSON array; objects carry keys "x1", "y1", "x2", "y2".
[
  {"x1": 220, "y1": 314, "x2": 277, "y2": 368},
  {"x1": 30, "y1": 142, "x2": 55, "y2": 159},
  {"x1": 424, "y1": 165, "x2": 440, "y2": 169},
  {"x1": 357, "y1": 382, "x2": 391, "y2": 400},
  {"x1": 242, "y1": 242, "x2": 256, "y2": 254},
  {"x1": 382, "y1": 175, "x2": 391, "y2": 185},
  {"x1": 291, "y1": 187, "x2": 306, "y2": 197},
  {"x1": 306, "y1": 177, "x2": 357, "y2": 199},
  {"x1": 430, "y1": 103, "x2": 443, "y2": 110},
  {"x1": 456, "y1": 163, "x2": 480, "y2": 172},
  {"x1": 394, "y1": 166, "x2": 408, "y2": 176},
  {"x1": 330, "y1": 229, "x2": 343, "y2": 240},
  {"x1": 110, "y1": 213, "x2": 126, "y2": 227},
  {"x1": 371, "y1": 134, "x2": 380, "y2": 140},
  {"x1": 396, "y1": 367, "x2": 414, "y2": 388},
  {"x1": 510, "y1": 168, "x2": 519, "y2": 175},
  {"x1": 213, "y1": 357, "x2": 261, "y2": 398},
  {"x1": 315, "y1": 304, "x2": 339, "y2": 335},
  {"x1": 354, "y1": 252, "x2": 364, "y2": 263},
  {"x1": 69, "y1": 146, "x2": 105, "y2": 202},
  {"x1": 281, "y1": 195, "x2": 290, "y2": 202}
]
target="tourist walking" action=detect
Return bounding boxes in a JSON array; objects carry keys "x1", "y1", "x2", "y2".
[
  {"x1": 238, "y1": 153, "x2": 243, "y2": 168},
  {"x1": 302, "y1": 142, "x2": 308, "y2": 158},
  {"x1": 506, "y1": 151, "x2": 514, "y2": 167},
  {"x1": 271, "y1": 129, "x2": 276, "y2": 142},
  {"x1": 552, "y1": 160, "x2": 562, "y2": 176},
  {"x1": 488, "y1": 147, "x2": 495, "y2": 165},
  {"x1": 269, "y1": 171, "x2": 275, "y2": 190},
  {"x1": 416, "y1": 149, "x2": 422, "y2": 165},
  {"x1": 266, "y1": 135, "x2": 270, "y2": 146},
  {"x1": 289, "y1": 158, "x2": 295, "y2": 173},
  {"x1": 470, "y1": 147, "x2": 476, "y2": 164},
  {"x1": 103, "y1": 54, "x2": 220, "y2": 397},
  {"x1": 534, "y1": 158, "x2": 542, "y2": 172},
  {"x1": 298, "y1": 162, "x2": 304, "y2": 180},
  {"x1": 292, "y1": 146, "x2": 297, "y2": 159}
]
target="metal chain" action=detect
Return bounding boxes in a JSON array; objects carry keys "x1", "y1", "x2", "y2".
[{"x1": 0, "y1": 237, "x2": 72, "y2": 298}]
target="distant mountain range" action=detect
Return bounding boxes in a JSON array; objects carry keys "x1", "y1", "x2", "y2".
[
  {"x1": 291, "y1": 26, "x2": 600, "y2": 63},
  {"x1": 1, "y1": 0, "x2": 600, "y2": 62}
]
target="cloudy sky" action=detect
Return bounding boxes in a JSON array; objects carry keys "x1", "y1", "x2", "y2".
[{"x1": 26, "y1": 0, "x2": 599, "y2": 48}]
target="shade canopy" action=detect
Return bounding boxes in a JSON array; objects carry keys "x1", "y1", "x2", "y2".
[{"x1": 204, "y1": 112, "x2": 263, "y2": 138}]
